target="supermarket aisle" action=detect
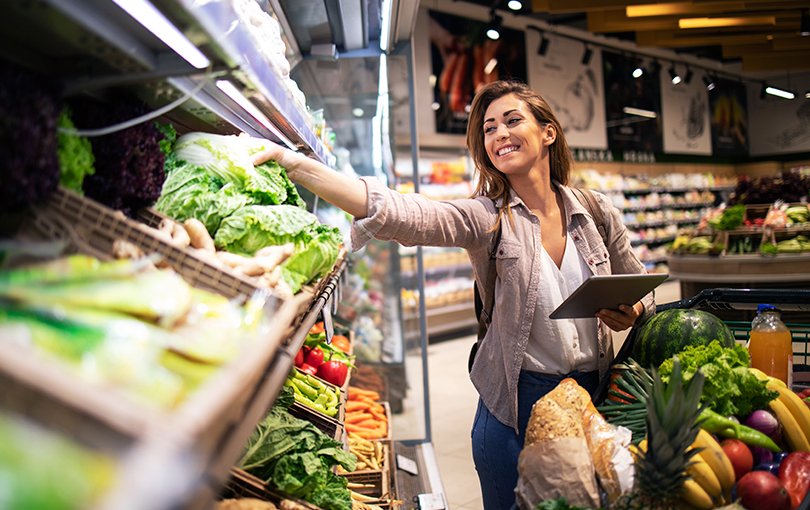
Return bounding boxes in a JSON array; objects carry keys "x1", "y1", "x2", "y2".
[{"x1": 426, "y1": 279, "x2": 681, "y2": 510}]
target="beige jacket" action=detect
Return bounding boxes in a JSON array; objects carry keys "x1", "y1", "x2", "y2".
[{"x1": 351, "y1": 177, "x2": 656, "y2": 431}]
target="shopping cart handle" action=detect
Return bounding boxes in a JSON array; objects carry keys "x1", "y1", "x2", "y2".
[{"x1": 657, "y1": 288, "x2": 810, "y2": 313}]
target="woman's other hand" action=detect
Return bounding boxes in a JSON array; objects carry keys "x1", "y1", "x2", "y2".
[{"x1": 596, "y1": 302, "x2": 643, "y2": 332}]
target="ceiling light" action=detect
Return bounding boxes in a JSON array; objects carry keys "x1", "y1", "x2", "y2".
[
  {"x1": 669, "y1": 65, "x2": 681, "y2": 85},
  {"x1": 111, "y1": 0, "x2": 210, "y2": 68},
  {"x1": 508, "y1": 0, "x2": 523, "y2": 10},
  {"x1": 684, "y1": 66, "x2": 693, "y2": 84},
  {"x1": 801, "y1": 8, "x2": 809, "y2": 36},
  {"x1": 581, "y1": 45, "x2": 593, "y2": 65},
  {"x1": 623, "y1": 106, "x2": 657, "y2": 118},
  {"x1": 633, "y1": 67, "x2": 644, "y2": 78},
  {"x1": 679, "y1": 16, "x2": 776, "y2": 29},
  {"x1": 484, "y1": 58, "x2": 498, "y2": 75},
  {"x1": 537, "y1": 33, "x2": 550, "y2": 56},
  {"x1": 766, "y1": 86, "x2": 795, "y2": 99},
  {"x1": 487, "y1": 11, "x2": 503, "y2": 40},
  {"x1": 352, "y1": 107, "x2": 364, "y2": 117},
  {"x1": 805, "y1": 90, "x2": 810, "y2": 98},
  {"x1": 703, "y1": 75, "x2": 715, "y2": 91},
  {"x1": 380, "y1": 0, "x2": 392, "y2": 50}
]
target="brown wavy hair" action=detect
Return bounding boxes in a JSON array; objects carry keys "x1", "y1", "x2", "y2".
[{"x1": 466, "y1": 80, "x2": 573, "y2": 228}]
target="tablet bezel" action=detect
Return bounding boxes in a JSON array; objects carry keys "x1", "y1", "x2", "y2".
[{"x1": 549, "y1": 273, "x2": 669, "y2": 319}]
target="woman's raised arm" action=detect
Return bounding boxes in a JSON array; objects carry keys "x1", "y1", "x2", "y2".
[{"x1": 252, "y1": 144, "x2": 369, "y2": 219}]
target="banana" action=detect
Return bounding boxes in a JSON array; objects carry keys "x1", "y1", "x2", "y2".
[
  {"x1": 679, "y1": 478, "x2": 715, "y2": 510},
  {"x1": 768, "y1": 382, "x2": 810, "y2": 451},
  {"x1": 769, "y1": 397, "x2": 810, "y2": 452},
  {"x1": 686, "y1": 448, "x2": 724, "y2": 504},
  {"x1": 693, "y1": 429, "x2": 735, "y2": 501}
]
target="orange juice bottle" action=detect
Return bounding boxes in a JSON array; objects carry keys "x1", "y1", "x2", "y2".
[{"x1": 748, "y1": 305, "x2": 793, "y2": 387}]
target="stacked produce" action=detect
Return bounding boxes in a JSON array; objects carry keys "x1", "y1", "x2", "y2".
[
  {"x1": 237, "y1": 387, "x2": 356, "y2": 510},
  {"x1": 0, "y1": 410, "x2": 117, "y2": 510},
  {"x1": 344, "y1": 388, "x2": 389, "y2": 440},
  {"x1": 284, "y1": 369, "x2": 340, "y2": 418},
  {"x1": 294, "y1": 324, "x2": 354, "y2": 387},
  {"x1": 155, "y1": 132, "x2": 342, "y2": 293},
  {"x1": 0, "y1": 254, "x2": 272, "y2": 408},
  {"x1": 729, "y1": 172, "x2": 810, "y2": 206}
]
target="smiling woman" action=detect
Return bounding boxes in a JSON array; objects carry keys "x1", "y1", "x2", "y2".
[{"x1": 251, "y1": 79, "x2": 655, "y2": 510}]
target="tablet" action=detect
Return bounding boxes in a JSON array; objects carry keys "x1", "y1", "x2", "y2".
[{"x1": 549, "y1": 273, "x2": 669, "y2": 319}]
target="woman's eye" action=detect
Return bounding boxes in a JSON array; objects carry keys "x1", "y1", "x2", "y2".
[
  {"x1": 484, "y1": 126, "x2": 495, "y2": 133},
  {"x1": 508, "y1": 117, "x2": 521, "y2": 124}
]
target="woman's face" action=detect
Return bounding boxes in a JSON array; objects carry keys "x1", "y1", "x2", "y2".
[{"x1": 482, "y1": 93, "x2": 555, "y2": 178}]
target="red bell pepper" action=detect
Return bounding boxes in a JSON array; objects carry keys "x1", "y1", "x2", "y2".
[
  {"x1": 304, "y1": 347, "x2": 324, "y2": 368},
  {"x1": 778, "y1": 451, "x2": 810, "y2": 509},
  {"x1": 294, "y1": 347, "x2": 305, "y2": 368},
  {"x1": 317, "y1": 360, "x2": 348, "y2": 387},
  {"x1": 299, "y1": 363, "x2": 318, "y2": 376}
]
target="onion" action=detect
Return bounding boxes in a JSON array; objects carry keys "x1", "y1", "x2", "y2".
[
  {"x1": 743, "y1": 410, "x2": 779, "y2": 437},
  {"x1": 750, "y1": 445, "x2": 773, "y2": 466}
]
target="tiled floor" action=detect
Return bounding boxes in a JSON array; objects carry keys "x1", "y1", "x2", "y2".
[{"x1": 426, "y1": 279, "x2": 682, "y2": 510}]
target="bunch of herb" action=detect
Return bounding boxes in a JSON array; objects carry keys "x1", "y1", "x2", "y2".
[
  {"x1": 658, "y1": 340, "x2": 779, "y2": 417},
  {"x1": 238, "y1": 386, "x2": 356, "y2": 510}
]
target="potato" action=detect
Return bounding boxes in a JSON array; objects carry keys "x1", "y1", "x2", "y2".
[{"x1": 171, "y1": 223, "x2": 191, "y2": 248}]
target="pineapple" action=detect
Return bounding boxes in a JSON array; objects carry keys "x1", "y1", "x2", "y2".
[{"x1": 612, "y1": 358, "x2": 707, "y2": 510}]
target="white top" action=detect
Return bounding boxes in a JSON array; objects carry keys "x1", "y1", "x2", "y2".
[{"x1": 523, "y1": 232, "x2": 599, "y2": 374}]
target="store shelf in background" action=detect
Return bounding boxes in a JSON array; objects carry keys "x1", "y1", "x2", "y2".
[{"x1": 621, "y1": 186, "x2": 735, "y2": 195}]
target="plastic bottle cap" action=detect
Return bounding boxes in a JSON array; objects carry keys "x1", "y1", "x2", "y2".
[{"x1": 757, "y1": 304, "x2": 776, "y2": 313}]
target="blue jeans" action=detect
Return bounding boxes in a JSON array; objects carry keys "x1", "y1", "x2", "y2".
[{"x1": 470, "y1": 370, "x2": 600, "y2": 510}]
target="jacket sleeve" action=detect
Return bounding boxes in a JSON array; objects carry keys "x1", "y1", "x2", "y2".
[
  {"x1": 351, "y1": 177, "x2": 496, "y2": 252},
  {"x1": 596, "y1": 191, "x2": 657, "y2": 325}
]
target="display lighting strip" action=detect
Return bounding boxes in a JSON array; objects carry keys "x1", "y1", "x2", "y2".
[
  {"x1": 215, "y1": 79, "x2": 295, "y2": 148},
  {"x1": 678, "y1": 16, "x2": 775, "y2": 29},
  {"x1": 766, "y1": 86, "x2": 795, "y2": 100},
  {"x1": 623, "y1": 107, "x2": 658, "y2": 118},
  {"x1": 380, "y1": 0, "x2": 392, "y2": 51},
  {"x1": 111, "y1": 0, "x2": 210, "y2": 69}
]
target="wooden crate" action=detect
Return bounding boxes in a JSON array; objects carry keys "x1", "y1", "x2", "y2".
[{"x1": 341, "y1": 439, "x2": 394, "y2": 500}]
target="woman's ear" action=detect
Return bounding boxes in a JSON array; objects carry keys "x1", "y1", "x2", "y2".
[{"x1": 542, "y1": 123, "x2": 557, "y2": 146}]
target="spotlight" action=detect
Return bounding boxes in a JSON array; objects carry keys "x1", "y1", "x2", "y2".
[
  {"x1": 487, "y1": 11, "x2": 503, "y2": 40},
  {"x1": 805, "y1": 90, "x2": 810, "y2": 98},
  {"x1": 684, "y1": 66, "x2": 693, "y2": 84},
  {"x1": 669, "y1": 65, "x2": 681, "y2": 85},
  {"x1": 702, "y1": 75, "x2": 715, "y2": 91},
  {"x1": 581, "y1": 45, "x2": 593, "y2": 65},
  {"x1": 801, "y1": 8, "x2": 809, "y2": 36},
  {"x1": 633, "y1": 66, "x2": 643, "y2": 78},
  {"x1": 537, "y1": 33, "x2": 550, "y2": 56},
  {"x1": 507, "y1": 0, "x2": 522, "y2": 10}
]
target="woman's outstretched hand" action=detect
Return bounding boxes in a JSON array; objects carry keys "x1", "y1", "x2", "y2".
[
  {"x1": 596, "y1": 302, "x2": 643, "y2": 332},
  {"x1": 250, "y1": 143, "x2": 369, "y2": 219}
]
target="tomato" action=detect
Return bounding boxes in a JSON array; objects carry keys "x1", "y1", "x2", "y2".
[
  {"x1": 299, "y1": 363, "x2": 318, "y2": 376},
  {"x1": 330, "y1": 335, "x2": 351, "y2": 353},
  {"x1": 294, "y1": 347, "x2": 305, "y2": 368},
  {"x1": 310, "y1": 322, "x2": 325, "y2": 335},
  {"x1": 721, "y1": 438, "x2": 754, "y2": 481},
  {"x1": 317, "y1": 360, "x2": 348, "y2": 387},
  {"x1": 778, "y1": 451, "x2": 810, "y2": 509},
  {"x1": 304, "y1": 347, "x2": 324, "y2": 368}
]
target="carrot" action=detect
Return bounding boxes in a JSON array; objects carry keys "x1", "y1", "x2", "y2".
[
  {"x1": 369, "y1": 408, "x2": 387, "y2": 422},
  {"x1": 438, "y1": 52, "x2": 459, "y2": 93},
  {"x1": 352, "y1": 430, "x2": 382, "y2": 440},
  {"x1": 356, "y1": 419, "x2": 380, "y2": 429},
  {"x1": 346, "y1": 422, "x2": 376, "y2": 433},
  {"x1": 346, "y1": 401, "x2": 370, "y2": 412},
  {"x1": 346, "y1": 412, "x2": 374, "y2": 424},
  {"x1": 348, "y1": 387, "x2": 379, "y2": 401}
]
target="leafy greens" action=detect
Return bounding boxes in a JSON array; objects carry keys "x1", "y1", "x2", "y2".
[
  {"x1": 658, "y1": 340, "x2": 779, "y2": 417},
  {"x1": 239, "y1": 386, "x2": 355, "y2": 510}
]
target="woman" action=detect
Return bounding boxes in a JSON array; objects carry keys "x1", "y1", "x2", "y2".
[{"x1": 253, "y1": 80, "x2": 655, "y2": 510}]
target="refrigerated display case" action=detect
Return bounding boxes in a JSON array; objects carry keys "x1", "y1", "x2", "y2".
[{"x1": 0, "y1": 0, "x2": 443, "y2": 507}]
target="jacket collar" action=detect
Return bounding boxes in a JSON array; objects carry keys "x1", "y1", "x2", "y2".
[{"x1": 500, "y1": 180, "x2": 592, "y2": 224}]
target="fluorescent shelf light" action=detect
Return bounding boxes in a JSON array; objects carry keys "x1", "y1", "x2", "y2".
[
  {"x1": 380, "y1": 0, "x2": 392, "y2": 51},
  {"x1": 623, "y1": 107, "x2": 658, "y2": 118},
  {"x1": 215, "y1": 80, "x2": 295, "y2": 148},
  {"x1": 484, "y1": 58, "x2": 498, "y2": 75},
  {"x1": 678, "y1": 16, "x2": 775, "y2": 29},
  {"x1": 766, "y1": 86, "x2": 795, "y2": 99},
  {"x1": 111, "y1": 0, "x2": 209, "y2": 69}
]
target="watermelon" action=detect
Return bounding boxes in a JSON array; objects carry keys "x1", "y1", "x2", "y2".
[{"x1": 630, "y1": 309, "x2": 735, "y2": 370}]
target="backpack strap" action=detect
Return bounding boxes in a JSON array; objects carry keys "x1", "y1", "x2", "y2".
[
  {"x1": 477, "y1": 218, "x2": 502, "y2": 341},
  {"x1": 572, "y1": 187, "x2": 609, "y2": 248}
]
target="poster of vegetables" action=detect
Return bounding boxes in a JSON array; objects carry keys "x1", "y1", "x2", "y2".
[
  {"x1": 602, "y1": 51, "x2": 663, "y2": 152},
  {"x1": 526, "y1": 33, "x2": 607, "y2": 150},
  {"x1": 748, "y1": 74, "x2": 810, "y2": 156},
  {"x1": 661, "y1": 64, "x2": 712, "y2": 155},
  {"x1": 429, "y1": 10, "x2": 526, "y2": 134},
  {"x1": 709, "y1": 78, "x2": 749, "y2": 157}
]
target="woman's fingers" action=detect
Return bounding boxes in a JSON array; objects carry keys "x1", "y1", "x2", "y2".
[
  {"x1": 251, "y1": 144, "x2": 288, "y2": 166},
  {"x1": 596, "y1": 304, "x2": 638, "y2": 332}
]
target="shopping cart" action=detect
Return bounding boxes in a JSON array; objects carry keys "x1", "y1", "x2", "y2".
[{"x1": 650, "y1": 288, "x2": 810, "y2": 510}]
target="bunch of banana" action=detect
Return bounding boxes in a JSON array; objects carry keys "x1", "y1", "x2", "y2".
[
  {"x1": 750, "y1": 369, "x2": 810, "y2": 453},
  {"x1": 635, "y1": 431, "x2": 736, "y2": 510}
]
